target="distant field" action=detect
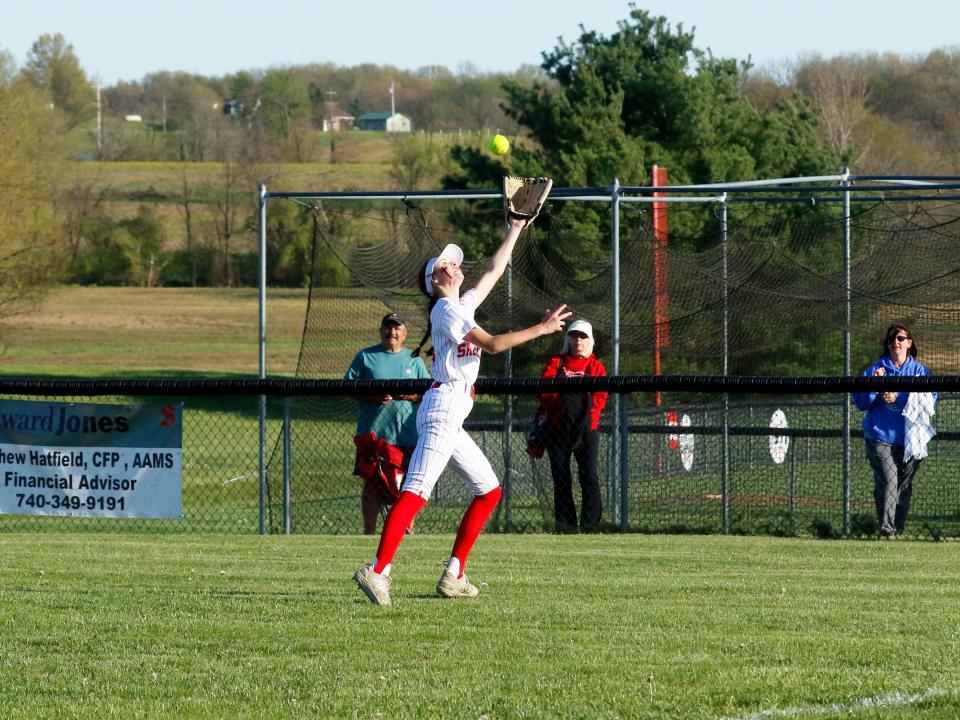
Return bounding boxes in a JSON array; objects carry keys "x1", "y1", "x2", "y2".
[
  {"x1": 72, "y1": 129, "x2": 485, "y2": 196},
  {"x1": 65, "y1": 130, "x2": 485, "y2": 254},
  {"x1": 76, "y1": 159, "x2": 398, "y2": 195},
  {"x1": 0, "y1": 286, "x2": 308, "y2": 377}
]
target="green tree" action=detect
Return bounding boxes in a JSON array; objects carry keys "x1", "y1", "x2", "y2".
[
  {"x1": 389, "y1": 133, "x2": 449, "y2": 190},
  {"x1": 61, "y1": 166, "x2": 111, "y2": 267},
  {"x1": 117, "y1": 205, "x2": 167, "y2": 287},
  {"x1": 0, "y1": 48, "x2": 15, "y2": 84},
  {"x1": 161, "y1": 73, "x2": 223, "y2": 161},
  {"x1": 439, "y1": 7, "x2": 843, "y2": 379},
  {"x1": 266, "y1": 203, "x2": 314, "y2": 287},
  {"x1": 201, "y1": 120, "x2": 270, "y2": 287},
  {"x1": 225, "y1": 71, "x2": 258, "y2": 116},
  {"x1": 0, "y1": 78, "x2": 66, "y2": 320},
  {"x1": 21, "y1": 33, "x2": 94, "y2": 128},
  {"x1": 258, "y1": 69, "x2": 311, "y2": 159},
  {"x1": 445, "y1": 7, "x2": 837, "y2": 251}
]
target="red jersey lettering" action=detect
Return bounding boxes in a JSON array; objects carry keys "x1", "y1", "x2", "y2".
[{"x1": 456, "y1": 341, "x2": 481, "y2": 358}]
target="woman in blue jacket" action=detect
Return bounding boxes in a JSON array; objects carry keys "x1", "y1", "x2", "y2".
[{"x1": 854, "y1": 324, "x2": 936, "y2": 539}]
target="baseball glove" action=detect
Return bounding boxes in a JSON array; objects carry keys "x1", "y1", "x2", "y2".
[{"x1": 503, "y1": 175, "x2": 553, "y2": 224}]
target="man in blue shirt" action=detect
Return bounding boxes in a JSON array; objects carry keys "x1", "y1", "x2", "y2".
[{"x1": 345, "y1": 313, "x2": 431, "y2": 533}]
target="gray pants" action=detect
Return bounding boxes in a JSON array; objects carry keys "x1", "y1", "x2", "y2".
[{"x1": 865, "y1": 440, "x2": 920, "y2": 536}]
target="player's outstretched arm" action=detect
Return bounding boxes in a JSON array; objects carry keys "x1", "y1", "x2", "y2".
[
  {"x1": 465, "y1": 305, "x2": 570, "y2": 355},
  {"x1": 471, "y1": 216, "x2": 528, "y2": 306}
]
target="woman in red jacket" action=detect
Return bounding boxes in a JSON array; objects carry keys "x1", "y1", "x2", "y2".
[{"x1": 538, "y1": 319, "x2": 608, "y2": 532}]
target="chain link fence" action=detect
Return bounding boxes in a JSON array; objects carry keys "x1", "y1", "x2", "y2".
[
  {"x1": 1, "y1": 383, "x2": 955, "y2": 539},
  {"x1": 279, "y1": 390, "x2": 958, "y2": 540}
]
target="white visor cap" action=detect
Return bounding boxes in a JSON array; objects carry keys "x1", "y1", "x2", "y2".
[
  {"x1": 566, "y1": 319, "x2": 594, "y2": 340},
  {"x1": 561, "y1": 319, "x2": 595, "y2": 355},
  {"x1": 424, "y1": 243, "x2": 464, "y2": 296}
]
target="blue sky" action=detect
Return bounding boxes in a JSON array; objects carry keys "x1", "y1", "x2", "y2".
[{"x1": 5, "y1": 0, "x2": 960, "y2": 86}]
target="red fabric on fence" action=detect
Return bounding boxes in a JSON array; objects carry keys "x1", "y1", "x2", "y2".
[{"x1": 353, "y1": 432, "x2": 406, "y2": 498}]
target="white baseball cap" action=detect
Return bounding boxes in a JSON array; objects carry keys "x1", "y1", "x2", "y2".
[
  {"x1": 424, "y1": 243, "x2": 464, "y2": 296},
  {"x1": 566, "y1": 319, "x2": 594, "y2": 339},
  {"x1": 562, "y1": 319, "x2": 595, "y2": 355}
]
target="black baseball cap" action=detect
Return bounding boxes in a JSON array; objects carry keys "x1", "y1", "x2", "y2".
[{"x1": 381, "y1": 312, "x2": 406, "y2": 327}]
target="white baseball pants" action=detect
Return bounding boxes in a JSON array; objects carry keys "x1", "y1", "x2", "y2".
[{"x1": 401, "y1": 381, "x2": 500, "y2": 499}]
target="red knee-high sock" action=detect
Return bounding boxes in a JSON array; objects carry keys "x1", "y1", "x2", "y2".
[
  {"x1": 450, "y1": 486, "x2": 502, "y2": 577},
  {"x1": 373, "y1": 491, "x2": 426, "y2": 574}
]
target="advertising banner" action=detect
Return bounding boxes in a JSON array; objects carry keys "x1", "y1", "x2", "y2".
[{"x1": 0, "y1": 400, "x2": 183, "y2": 518}]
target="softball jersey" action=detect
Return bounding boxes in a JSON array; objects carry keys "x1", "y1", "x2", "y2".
[
  {"x1": 429, "y1": 290, "x2": 482, "y2": 384},
  {"x1": 402, "y1": 289, "x2": 500, "y2": 499}
]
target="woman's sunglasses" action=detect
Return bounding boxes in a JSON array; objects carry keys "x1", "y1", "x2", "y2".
[{"x1": 887, "y1": 335, "x2": 910, "y2": 344}]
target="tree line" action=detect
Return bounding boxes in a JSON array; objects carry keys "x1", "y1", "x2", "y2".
[
  {"x1": 3, "y1": 33, "x2": 532, "y2": 163},
  {"x1": 3, "y1": 9, "x2": 960, "y2": 304}
]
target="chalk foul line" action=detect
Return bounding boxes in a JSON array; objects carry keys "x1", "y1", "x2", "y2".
[{"x1": 721, "y1": 687, "x2": 953, "y2": 720}]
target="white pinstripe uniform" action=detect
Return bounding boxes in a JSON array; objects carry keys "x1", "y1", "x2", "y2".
[{"x1": 402, "y1": 288, "x2": 500, "y2": 500}]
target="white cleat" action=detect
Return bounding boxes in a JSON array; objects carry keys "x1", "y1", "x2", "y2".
[
  {"x1": 436, "y1": 569, "x2": 479, "y2": 599},
  {"x1": 353, "y1": 564, "x2": 392, "y2": 606}
]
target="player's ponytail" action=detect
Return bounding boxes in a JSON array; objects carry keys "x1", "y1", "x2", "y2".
[
  {"x1": 411, "y1": 299, "x2": 437, "y2": 358},
  {"x1": 413, "y1": 260, "x2": 436, "y2": 358}
]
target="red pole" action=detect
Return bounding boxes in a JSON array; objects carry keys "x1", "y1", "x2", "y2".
[{"x1": 651, "y1": 165, "x2": 669, "y2": 407}]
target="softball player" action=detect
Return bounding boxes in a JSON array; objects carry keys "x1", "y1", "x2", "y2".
[{"x1": 354, "y1": 216, "x2": 570, "y2": 605}]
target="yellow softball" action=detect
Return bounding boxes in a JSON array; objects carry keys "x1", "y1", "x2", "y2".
[{"x1": 488, "y1": 134, "x2": 510, "y2": 155}]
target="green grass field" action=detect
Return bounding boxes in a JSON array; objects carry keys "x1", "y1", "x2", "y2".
[{"x1": 1, "y1": 533, "x2": 958, "y2": 719}]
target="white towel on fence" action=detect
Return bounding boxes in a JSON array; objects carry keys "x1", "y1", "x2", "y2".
[{"x1": 903, "y1": 392, "x2": 937, "y2": 460}]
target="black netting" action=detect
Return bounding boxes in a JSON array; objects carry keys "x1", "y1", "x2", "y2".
[
  {"x1": 260, "y1": 186, "x2": 960, "y2": 538},
  {"x1": 289, "y1": 197, "x2": 960, "y2": 380}
]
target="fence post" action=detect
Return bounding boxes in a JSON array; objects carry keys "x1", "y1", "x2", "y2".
[
  {"x1": 620, "y1": 393, "x2": 630, "y2": 532},
  {"x1": 258, "y1": 183, "x2": 268, "y2": 535},
  {"x1": 610, "y1": 178, "x2": 622, "y2": 527},
  {"x1": 721, "y1": 194, "x2": 730, "y2": 535},
  {"x1": 283, "y1": 396, "x2": 292, "y2": 535},
  {"x1": 790, "y1": 435, "x2": 798, "y2": 525},
  {"x1": 842, "y1": 168, "x2": 852, "y2": 536},
  {"x1": 502, "y1": 260, "x2": 514, "y2": 532}
]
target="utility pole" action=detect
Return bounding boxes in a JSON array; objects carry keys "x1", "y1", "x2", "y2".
[
  {"x1": 389, "y1": 81, "x2": 395, "y2": 116},
  {"x1": 96, "y1": 78, "x2": 102, "y2": 152},
  {"x1": 324, "y1": 89, "x2": 336, "y2": 131},
  {"x1": 325, "y1": 89, "x2": 337, "y2": 163}
]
